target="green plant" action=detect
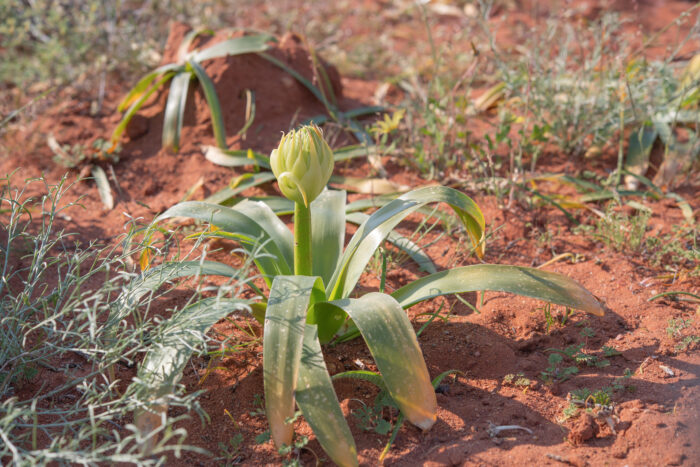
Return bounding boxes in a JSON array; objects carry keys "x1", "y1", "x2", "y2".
[
  {"x1": 624, "y1": 52, "x2": 700, "y2": 189},
  {"x1": 576, "y1": 202, "x2": 651, "y2": 253},
  {"x1": 646, "y1": 225, "x2": 699, "y2": 275},
  {"x1": 666, "y1": 318, "x2": 700, "y2": 352},
  {"x1": 48, "y1": 137, "x2": 120, "y2": 168},
  {"x1": 542, "y1": 303, "x2": 555, "y2": 334},
  {"x1": 217, "y1": 433, "x2": 244, "y2": 466},
  {"x1": 667, "y1": 318, "x2": 693, "y2": 338},
  {"x1": 112, "y1": 31, "x2": 273, "y2": 152},
  {"x1": 612, "y1": 368, "x2": 636, "y2": 392},
  {"x1": 351, "y1": 401, "x2": 393, "y2": 435},
  {"x1": 0, "y1": 174, "x2": 240, "y2": 464},
  {"x1": 154, "y1": 125, "x2": 604, "y2": 466},
  {"x1": 0, "y1": 0, "x2": 239, "y2": 94},
  {"x1": 503, "y1": 373, "x2": 532, "y2": 390},
  {"x1": 542, "y1": 341, "x2": 615, "y2": 385},
  {"x1": 602, "y1": 345, "x2": 622, "y2": 357},
  {"x1": 541, "y1": 353, "x2": 579, "y2": 384}
]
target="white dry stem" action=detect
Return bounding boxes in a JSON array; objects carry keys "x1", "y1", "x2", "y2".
[{"x1": 487, "y1": 421, "x2": 534, "y2": 438}]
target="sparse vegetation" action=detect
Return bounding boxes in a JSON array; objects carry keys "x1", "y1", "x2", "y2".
[{"x1": 2, "y1": 1, "x2": 698, "y2": 465}]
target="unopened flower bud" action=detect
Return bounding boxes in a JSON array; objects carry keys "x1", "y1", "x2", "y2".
[{"x1": 270, "y1": 125, "x2": 334, "y2": 206}]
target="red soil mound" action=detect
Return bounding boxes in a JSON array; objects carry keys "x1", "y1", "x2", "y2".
[{"x1": 130, "y1": 22, "x2": 344, "y2": 154}]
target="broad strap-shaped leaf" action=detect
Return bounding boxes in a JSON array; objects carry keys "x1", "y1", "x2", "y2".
[
  {"x1": 192, "y1": 34, "x2": 273, "y2": 62},
  {"x1": 391, "y1": 264, "x2": 604, "y2": 316},
  {"x1": 345, "y1": 196, "x2": 452, "y2": 223},
  {"x1": 346, "y1": 212, "x2": 437, "y2": 274},
  {"x1": 157, "y1": 200, "x2": 293, "y2": 282},
  {"x1": 332, "y1": 144, "x2": 383, "y2": 163},
  {"x1": 331, "y1": 370, "x2": 387, "y2": 390},
  {"x1": 624, "y1": 123, "x2": 658, "y2": 189},
  {"x1": 264, "y1": 276, "x2": 325, "y2": 448},
  {"x1": 162, "y1": 71, "x2": 192, "y2": 152},
  {"x1": 203, "y1": 146, "x2": 272, "y2": 169},
  {"x1": 326, "y1": 293, "x2": 437, "y2": 430},
  {"x1": 117, "y1": 63, "x2": 181, "y2": 112},
  {"x1": 91, "y1": 165, "x2": 113, "y2": 210},
  {"x1": 188, "y1": 60, "x2": 227, "y2": 149},
  {"x1": 259, "y1": 52, "x2": 329, "y2": 107},
  {"x1": 177, "y1": 28, "x2": 214, "y2": 62},
  {"x1": 311, "y1": 190, "x2": 345, "y2": 286},
  {"x1": 307, "y1": 301, "x2": 348, "y2": 344},
  {"x1": 296, "y1": 324, "x2": 358, "y2": 467},
  {"x1": 134, "y1": 297, "x2": 251, "y2": 399},
  {"x1": 327, "y1": 186, "x2": 485, "y2": 301},
  {"x1": 132, "y1": 296, "x2": 251, "y2": 452},
  {"x1": 107, "y1": 260, "x2": 241, "y2": 332},
  {"x1": 112, "y1": 72, "x2": 177, "y2": 145},
  {"x1": 203, "y1": 172, "x2": 277, "y2": 206}
]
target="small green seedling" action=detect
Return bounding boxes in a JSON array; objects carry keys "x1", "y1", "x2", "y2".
[
  {"x1": 352, "y1": 401, "x2": 393, "y2": 435},
  {"x1": 541, "y1": 353, "x2": 579, "y2": 384},
  {"x1": 217, "y1": 433, "x2": 244, "y2": 466},
  {"x1": 666, "y1": 318, "x2": 699, "y2": 352},
  {"x1": 503, "y1": 373, "x2": 533, "y2": 390}
]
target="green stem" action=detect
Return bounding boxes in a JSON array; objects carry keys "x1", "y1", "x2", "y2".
[{"x1": 294, "y1": 202, "x2": 312, "y2": 276}]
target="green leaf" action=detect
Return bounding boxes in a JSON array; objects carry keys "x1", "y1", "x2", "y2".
[
  {"x1": 342, "y1": 106, "x2": 385, "y2": 120},
  {"x1": 311, "y1": 190, "x2": 346, "y2": 286},
  {"x1": 296, "y1": 324, "x2": 358, "y2": 467},
  {"x1": 665, "y1": 192, "x2": 695, "y2": 225},
  {"x1": 624, "y1": 123, "x2": 658, "y2": 187},
  {"x1": 117, "y1": 63, "x2": 181, "y2": 112},
  {"x1": 391, "y1": 264, "x2": 604, "y2": 316},
  {"x1": 90, "y1": 165, "x2": 113, "y2": 210},
  {"x1": 132, "y1": 297, "x2": 251, "y2": 452},
  {"x1": 331, "y1": 370, "x2": 386, "y2": 390},
  {"x1": 327, "y1": 186, "x2": 485, "y2": 301},
  {"x1": 346, "y1": 212, "x2": 437, "y2": 274},
  {"x1": 134, "y1": 297, "x2": 251, "y2": 399},
  {"x1": 258, "y1": 51, "x2": 329, "y2": 108},
  {"x1": 343, "y1": 116, "x2": 373, "y2": 145},
  {"x1": 263, "y1": 276, "x2": 324, "y2": 448},
  {"x1": 241, "y1": 196, "x2": 295, "y2": 215},
  {"x1": 192, "y1": 34, "x2": 273, "y2": 62},
  {"x1": 188, "y1": 60, "x2": 227, "y2": 149},
  {"x1": 204, "y1": 172, "x2": 276, "y2": 205},
  {"x1": 107, "y1": 260, "x2": 241, "y2": 332},
  {"x1": 156, "y1": 201, "x2": 293, "y2": 282},
  {"x1": 332, "y1": 145, "x2": 378, "y2": 162},
  {"x1": 177, "y1": 28, "x2": 214, "y2": 62},
  {"x1": 306, "y1": 301, "x2": 348, "y2": 344},
  {"x1": 162, "y1": 71, "x2": 192, "y2": 152},
  {"x1": 330, "y1": 293, "x2": 437, "y2": 430},
  {"x1": 112, "y1": 72, "x2": 176, "y2": 145},
  {"x1": 203, "y1": 146, "x2": 271, "y2": 169},
  {"x1": 237, "y1": 89, "x2": 256, "y2": 137}
]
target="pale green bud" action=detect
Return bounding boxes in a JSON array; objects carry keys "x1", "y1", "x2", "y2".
[{"x1": 270, "y1": 125, "x2": 334, "y2": 206}]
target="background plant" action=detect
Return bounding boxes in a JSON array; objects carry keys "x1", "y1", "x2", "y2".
[
  {"x1": 0, "y1": 174, "x2": 258, "y2": 465},
  {"x1": 111, "y1": 31, "x2": 273, "y2": 152}
]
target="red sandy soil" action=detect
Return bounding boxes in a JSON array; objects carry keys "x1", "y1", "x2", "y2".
[{"x1": 1, "y1": 1, "x2": 699, "y2": 466}]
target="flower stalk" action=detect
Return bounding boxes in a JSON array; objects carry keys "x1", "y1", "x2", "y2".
[
  {"x1": 270, "y1": 124, "x2": 334, "y2": 276},
  {"x1": 294, "y1": 201, "x2": 312, "y2": 275}
]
